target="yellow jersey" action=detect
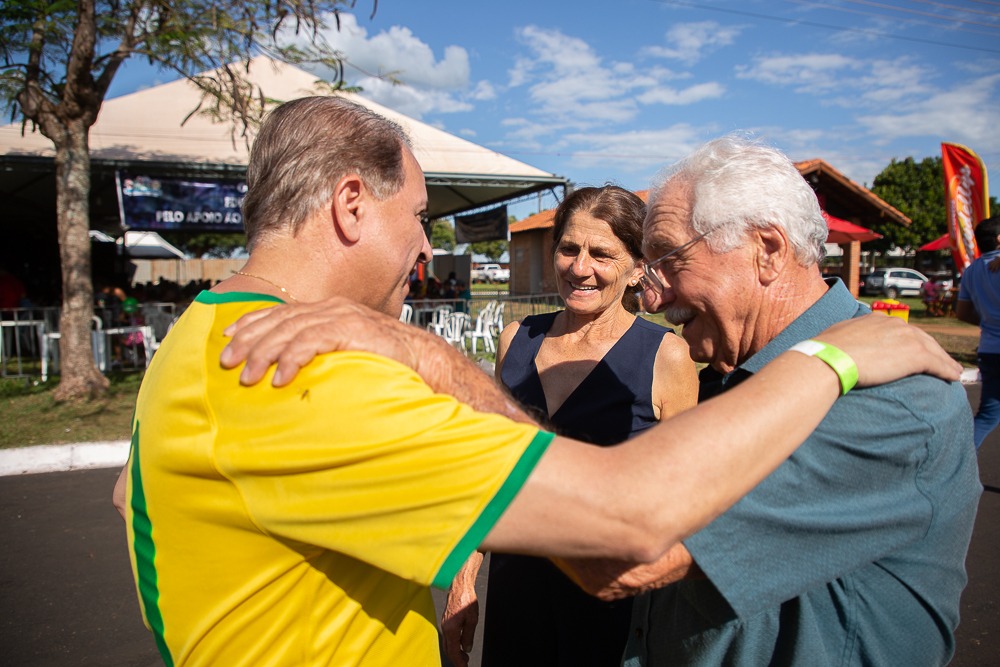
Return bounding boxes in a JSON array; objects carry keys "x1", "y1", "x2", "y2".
[{"x1": 124, "y1": 292, "x2": 552, "y2": 666}]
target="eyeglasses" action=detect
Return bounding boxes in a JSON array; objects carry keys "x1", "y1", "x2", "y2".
[{"x1": 641, "y1": 229, "x2": 713, "y2": 293}]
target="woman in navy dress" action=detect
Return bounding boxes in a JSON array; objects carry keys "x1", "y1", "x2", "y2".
[{"x1": 442, "y1": 186, "x2": 699, "y2": 667}]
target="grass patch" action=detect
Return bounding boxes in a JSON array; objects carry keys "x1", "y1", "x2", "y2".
[
  {"x1": 470, "y1": 283, "x2": 509, "y2": 295},
  {"x1": 0, "y1": 373, "x2": 142, "y2": 448}
]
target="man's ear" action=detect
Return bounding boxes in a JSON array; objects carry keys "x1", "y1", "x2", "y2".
[
  {"x1": 755, "y1": 225, "x2": 790, "y2": 285},
  {"x1": 330, "y1": 174, "x2": 365, "y2": 244}
]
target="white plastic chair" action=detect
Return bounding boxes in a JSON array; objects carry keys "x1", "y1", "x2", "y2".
[
  {"x1": 399, "y1": 303, "x2": 414, "y2": 324},
  {"x1": 462, "y1": 307, "x2": 497, "y2": 355},
  {"x1": 426, "y1": 305, "x2": 453, "y2": 336},
  {"x1": 443, "y1": 312, "x2": 471, "y2": 348},
  {"x1": 488, "y1": 302, "x2": 505, "y2": 338}
]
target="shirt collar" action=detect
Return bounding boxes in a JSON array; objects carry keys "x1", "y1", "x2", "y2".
[{"x1": 728, "y1": 277, "x2": 867, "y2": 380}]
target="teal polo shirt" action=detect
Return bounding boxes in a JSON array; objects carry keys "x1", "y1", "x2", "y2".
[{"x1": 624, "y1": 279, "x2": 981, "y2": 667}]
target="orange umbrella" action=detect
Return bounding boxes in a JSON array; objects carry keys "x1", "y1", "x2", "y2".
[{"x1": 823, "y1": 211, "x2": 882, "y2": 244}]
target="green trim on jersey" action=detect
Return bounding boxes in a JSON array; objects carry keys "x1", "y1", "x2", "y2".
[
  {"x1": 194, "y1": 291, "x2": 285, "y2": 304},
  {"x1": 432, "y1": 430, "x2": 555, "y2": 589},
  {"x1": 129, "y1": 423, "x2": 174, "y2": 666}
]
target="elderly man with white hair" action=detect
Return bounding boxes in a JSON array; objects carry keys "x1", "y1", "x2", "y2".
[{"x1": 608, "y1": 134, "x2": 981, "y2": 666}]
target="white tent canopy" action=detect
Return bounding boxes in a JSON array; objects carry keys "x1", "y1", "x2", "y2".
[
  {"x1": 0, "y1": 56, "x2": 567, "y2": 220},
  {"x1": 89, "y1": 230, "x2": 188, "y2": 260}
]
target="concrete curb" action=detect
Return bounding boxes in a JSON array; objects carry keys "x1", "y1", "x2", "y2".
[{"x1": 0, "y1": 440, "x2": 129, "y2": 477}]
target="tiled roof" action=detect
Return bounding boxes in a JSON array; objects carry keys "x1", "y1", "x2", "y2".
[{"x1": 795, "y1": 159, "x2": 910, "y2": 226}]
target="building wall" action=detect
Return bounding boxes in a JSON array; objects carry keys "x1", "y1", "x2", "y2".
[{"x1": 511, "y1": 229, "x2": 557, "y2": 295}]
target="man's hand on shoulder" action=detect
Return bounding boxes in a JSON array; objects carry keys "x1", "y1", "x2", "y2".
[
  {"x1": 220, "y1": 298, "x2": 422, "y2": 386},
  {"x1": 814, "y1": 315, "x2": 962, "y2": 387}
]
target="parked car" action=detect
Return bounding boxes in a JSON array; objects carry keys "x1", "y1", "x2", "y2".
[
  {"x1": 861, "y1": 267, "x2": 929, "y2": 299},
  {"x1": 471, "y1": 263, "x2": 510, "y2": 283}
]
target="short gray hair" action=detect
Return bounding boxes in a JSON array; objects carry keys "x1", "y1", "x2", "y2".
[
  {"x1": 242, "y1": 96, "x2": 412, "y2": 250},
  {"x1": 649, "y1": 134, "x2": 827, "y2": 265}
]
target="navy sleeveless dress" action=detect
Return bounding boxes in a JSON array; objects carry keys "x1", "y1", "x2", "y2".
[{"x1": 481, "y1": 311, "x2": 671, "y2": 667}]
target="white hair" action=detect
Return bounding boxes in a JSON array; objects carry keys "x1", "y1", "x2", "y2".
[{"x1": 648, "y1": 134, "x2": 827, "y2": 265}]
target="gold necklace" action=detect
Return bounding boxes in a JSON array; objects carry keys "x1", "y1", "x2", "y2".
[{"x1": 231, "y1": 270, "x2": 299, "y2": 303}]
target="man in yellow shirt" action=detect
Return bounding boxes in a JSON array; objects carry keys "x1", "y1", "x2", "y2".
[{"x1": 116, "y1": 96, "x2": 959, "y2": 666}]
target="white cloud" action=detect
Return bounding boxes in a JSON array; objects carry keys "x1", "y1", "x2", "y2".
[
  {"x1": 300, "y1": 13, "x2": 482, "y2": 118},
  {"x1": 637, "y1": 82, "x2": 725, "y2": 105},
  {"x1": 323, "y1": 14, "x2": 470, "y2": 89},
  {"x1": 507, "y1": 26, "x2": 646, "y2": 125},
  {"x1": 756, "y1": 127, "x2": 888, "y2": 187},
  {"x1": 736, "y1": 53, "x2": 861, "y2": 93},
  {"x1": 955, "y1": 57, "x2": 1000, "y2": 76},
  {"x1": 508, "y1": 26, "x2": 603, "y2": 87},
  {"x1": 470, "y1": 80, "x2": 496, "y2": 101},
  {"x1": 558, "y1": 124, "x2": 713, "y2": 172},
  {"x1": 856, "y1": 59, "x2": 933, "y2": 103},
  {"x1": 642, "y1": 21, "x2": 743, "y2": 64},
  {"x1": 353, "y1": 77, "x2": 473, "y2": 118},
  {"x1": 768, "y1": 128, "x2": 828, "y2": 148},
  {"x1": 499, "y1": 117, "x2": 559, "y2": 149},
  {"x1": 737, "y1": 53, "x2": 939, "y2": 110},
  {"x1": 506, "y1": 25, "x2": 722, "y2": 130},
  {"x1": 856, "y1": 73, "x2": 1000, "y2": 152}
]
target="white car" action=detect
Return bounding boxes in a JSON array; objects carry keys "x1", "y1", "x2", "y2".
[
  {"x1": 862, "y1": 267, "x2": 929, "y2": 299},
  {"x1": 471, "y1": 263, "x2": 510, "y2": 283}
]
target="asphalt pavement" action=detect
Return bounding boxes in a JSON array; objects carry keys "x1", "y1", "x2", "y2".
[{"x1": 1, "y1": 386, "x2": 997, "y2": 667}]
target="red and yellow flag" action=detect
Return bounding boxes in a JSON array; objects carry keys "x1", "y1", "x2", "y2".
[{"x1": 942, "y1": 142, "x2": 990, "y2": 272}]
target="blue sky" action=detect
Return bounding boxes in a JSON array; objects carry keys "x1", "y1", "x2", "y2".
[{"x1": 109, "y1": 0, "x2": 1000, "y2": 221}]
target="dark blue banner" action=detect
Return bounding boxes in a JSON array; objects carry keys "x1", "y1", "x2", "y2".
[
  {"x1": 455, "y1": 205, "x2": 509, "y2": 243},
  {"x1": 117, "y1": 172, "x2": 247, "y2": 232}
]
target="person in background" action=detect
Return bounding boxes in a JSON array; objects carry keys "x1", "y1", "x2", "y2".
[
  {"x1": 426, "y1": 275, "x2": 442, "y2": 299},
  {"x1": 921, "y1": 276, "x2": 942, "y2": 315},
  {"x1": 957, "y1": 214, "x2": 1000, "y2": 449},
  {"x1": 408, "y1": 275, "x2": 425, "y2": 300},
  {"x1": 442, "y1": 186, "x2": 699, "y2": 667},
  {"x1": 444, "y1": 271, "x2": 459, "y2": 300},
  {"x1": 455, "y1": 279, "x2": 471, "y2": 313}
]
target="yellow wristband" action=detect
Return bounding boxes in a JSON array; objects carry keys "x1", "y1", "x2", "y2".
[{"x1": 788, "y1": 339, "x2": 859, "y2": 396}]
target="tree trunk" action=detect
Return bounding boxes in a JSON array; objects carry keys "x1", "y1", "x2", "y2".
[{"x1": 51, "y1": 119, "x2": 109, "y2": 401}]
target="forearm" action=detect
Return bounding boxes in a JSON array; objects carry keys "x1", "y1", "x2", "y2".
[
  {"x1": 450, "y1": 550, "x2": 485, "y2": 592},
  {"x1": 484, "y1": 349, "x2": 843, "y2": 560},
  {"x1": 612, "y1": 351, "x2": 843, "y2": 557},
  {"x1": 495, "y1": 315, "x2": 961, "y2": 561},
  {"x1": 112, "y1": 464, "x2": 127, "y2": 520}
]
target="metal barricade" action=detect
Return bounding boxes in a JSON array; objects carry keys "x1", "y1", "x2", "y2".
[{"x1": 0, "y1": 307, "x2": 57, "y2": 379}]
